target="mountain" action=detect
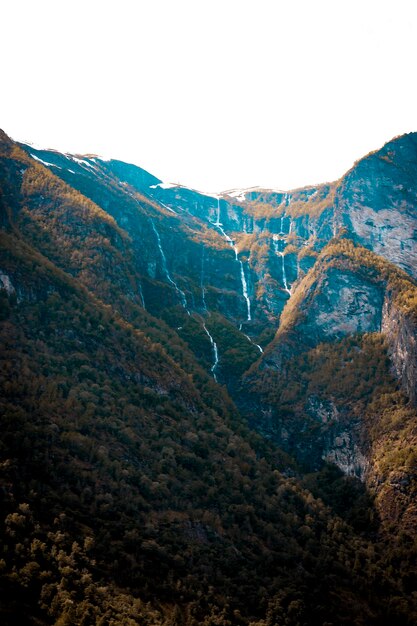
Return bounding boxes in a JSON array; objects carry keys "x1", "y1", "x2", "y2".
[{"x1": 0, "y1": 128, "x2": 416, "y2": 625}]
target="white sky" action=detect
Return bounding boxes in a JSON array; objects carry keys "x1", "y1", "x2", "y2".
[{"x1": 1, "y1": 0, "x2": 417, "y2": 192}]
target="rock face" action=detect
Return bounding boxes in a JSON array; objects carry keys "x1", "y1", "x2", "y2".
[
  {"x1": 273, "y1": 394, "x2": 370, "y2": 478},
  {"x1": 382, "y1": 291, "x2": 417, "y2": 405},
  {"x1": 18, "y1": 132, "x2": 417, "y2": 333},
  {"x1": 336, "y1": 134, "x2": 417, "y2": 278},
  {"x1": 322, "y1": 428, "x2": 369, "y2": 479},
  {"x1": 259, "y1": 252, "x2": 387, "y2": 374},
  {"x1": 299, "y1": 268, "x2": 383, "y2": 342},
  {"x1": 2, "y1": 129, "x2": 417, "y2": 625},
  {"x1": 7, "y1": 130, "x2": 417, "y2": 491},
  {"x1": 307, "y1": 390, "x2": 369, "y2": 480},
  {"x1": 0, "y1": 271, "x2": 15, "y2": 296},
  {"x1": 246, "y1": 235, "x2": 417, "y2": 493}
]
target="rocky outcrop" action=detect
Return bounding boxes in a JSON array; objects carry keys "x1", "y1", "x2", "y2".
[
  {"x1": 261, "y1": 258, "x2": 385, "y2": 373},
  {"x1": 300, "y1": 268, "x2": 383, "y2": 341},
  {"x1": 18, "y1": 132, "x2": 417, "y2": 337},
  {"x1": 13, "y1": 131, "x2": 417, "y2": 429},
  {"x1": 248, "y1": 238, "x2": 417, "y2": 487},
  {"x1": 0, "y1": 270, "x2": 15, "y2": 296},
  {"x1": 336, "y1": 134, "x2": 417, "y2": 279},
  {"x1": 306, "y1": 397, "x2": 369, "y2": 478},
  {"x1": 382, "y1": 291, "x2": 417, "y2": 405}
]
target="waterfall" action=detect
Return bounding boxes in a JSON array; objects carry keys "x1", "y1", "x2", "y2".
[
  {"x1": 297, "y1": 255, "x2": 301, "y2": 279},
  {"x1": 217, "y1": 223, "x2": 234, "y2": 245},
  {"x1": 280, "y1": 214, "x2": 285, "y2": 234},
  {"x1": 215, "y1": 197, "x2": 221, "y2": 226},
  {"x1": 289, "y1": 218, "x2": 293, "y2": 234},
  {"x1": 138, "y1": 283, "x2": 146, "y2": 310},
  {"x1": 273, "y1": 235, "x2": 291, "y2": 295},
  {"x1": 332, "y1": 214, "x2": 338, "y2": 238},
  {"x1": 210, "y1": 214, "x2": 251, "y2": 322},
  {"x1": 203, "y1": 323, "x2": 219, "y2": 381},
  {"x1": 234, "y1": 246, "x2": 251, "y2": 321},
  {"x1": 244, "y1": 333, "x2": 263, "y2": 353},
  {"x1": 151, "y1": 220, "x2": 189, "y2": 313},
  {"x1": 278, "y1": 251, "x2": 291, "y2": 294},
  {"x1": 272, "y1": 234, "x2": 280, "y2": 254}
]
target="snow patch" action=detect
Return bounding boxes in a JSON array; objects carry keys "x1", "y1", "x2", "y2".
[
  {"x1": 149, "y1": 182, "x2": 179, "y2": 190},
  {"x1": 91, "y1": 156, "x2": 110, "y2": 163},
  {"x1": 68, "y1": 156, "x2": 97, "y2": 169},
  {"x1": 31, "y1": 154, "x2": 61, "y2": 169},
  {"x1": 149, "y1": 182, "x2": 222, "y2": 200},
  {"x1": 226, "y1": 189, "x2": 247, "y2": 202}
]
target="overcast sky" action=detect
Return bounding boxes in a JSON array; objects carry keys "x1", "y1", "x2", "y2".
[{"x1": 2, "y1": 0, "x2": 417, "y2": 192}]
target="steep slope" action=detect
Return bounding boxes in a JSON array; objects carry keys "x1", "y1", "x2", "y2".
[
  {"x1": 2, "y1": 207, "x2": 414, "y2": 624},
  {"x1": 335, "y1": 133, "x2": 417, "y2": 277},
  {"x1": 20, "y1": 133, "x2": 417, "y2": 333},
  {"x1": 17, "y1": 138, "x2": 267, "y2": 385},
  {"x1": 246, "y1": 238, "x2": 417, "y2": 535},
  {"x1": 14, "y1": 132, "x2": 417, "y2": 493},
  {"x1": 149, "y1": 133, "x2": 417, "y2": 331},
  {"x1": 1, "y1": 128, "x2": 417, "y2": 624}
]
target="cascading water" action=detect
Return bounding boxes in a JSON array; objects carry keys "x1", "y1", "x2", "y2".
[
  {"x1": 151, "y1": 220, "x2": 190, "y2": 313},
  {"x1": 203, "y1": 323, "x2": 219, "y2": 381},
  {"x1": 279, "y1": 251, "x2": 291, "y2": 295},
  {"x1": 138, "y1": 283, "x2": 146, "y2": 310},
  {"x1": 235, "y1": 247, "x2": 251, "y2": 321},
  {"x1": 199, "y1": 243, "x2": 221, "y2": 380},
  {"x1": 215, "y1": 197, "x2": 221, "y2": 227},
  {"x1": 210, "y1": 201, "x2": 251, "y2": 322},
  {"x1": 244, "y1": 333, "x2": 263, "y2": 353},
  {"x1": 273, "y1": 235, "x2": 291, "y2": 295}
]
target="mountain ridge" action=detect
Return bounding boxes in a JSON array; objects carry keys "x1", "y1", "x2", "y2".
[{"x1": 1, "y1": 128, "x2": 417, "y2": 624}]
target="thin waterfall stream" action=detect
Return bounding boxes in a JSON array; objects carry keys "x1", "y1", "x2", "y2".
[
  {"x1": 138, "y1": 283, "x2": 146, "y2": 310},
  {"x1": 211, "y1": 198, "x2": 251, "y2": 321},
  {"x1": 151, "y1": 220, "x2": 190, "y2": 314},
  {"x1": 273, "y1": 235, "x2": 291, "y2": 295},
  {"x1": 200, "y1": 248, "x2": 220, "y2": 380},
  {"x1": 203, "y1": 323, "x2": 219, "y2": 381}
]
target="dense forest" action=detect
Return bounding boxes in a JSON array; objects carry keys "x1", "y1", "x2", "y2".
[{"x1": 1, "y1": 129, "x2": 417, "y2": 624}]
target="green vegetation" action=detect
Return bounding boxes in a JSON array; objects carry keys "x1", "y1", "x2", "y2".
[
  {"x1": 3, "y1": 239, "x2": 412, "y2": 624},
  {"x1": 248, "y1": 328, "x2": 417, "y2": 543},
  {"x1": 1, "y1": 130, "x2": 417, "y2": 624},
  {"x1": 286, "y1": 183, "x2": 338, "y2": 218},
  {"x1": 268, "y1": 237, "x2": 417, "y2": 344}
]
